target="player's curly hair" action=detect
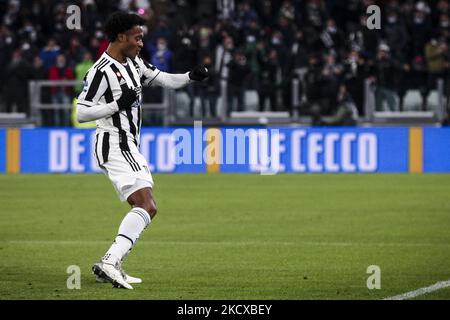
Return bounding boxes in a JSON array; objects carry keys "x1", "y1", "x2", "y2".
[{"x1": 104, "y1": 12, "x2": 146, "y2": 42}]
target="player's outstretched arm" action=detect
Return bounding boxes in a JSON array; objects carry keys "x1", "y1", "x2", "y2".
[
  {"x1": 138, "y1": 56, "x2": 209, "y2": 89},
  {"x1": 77, "y1": 85, "x2": 138, "y2": 123},
  {"x1": 143, "y1": 67, "x2": 209, "y2": 89}
]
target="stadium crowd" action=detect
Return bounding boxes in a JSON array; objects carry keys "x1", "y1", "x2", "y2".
[{"x1": 0, "y1": 0, "x2": 449, "y2": 126}]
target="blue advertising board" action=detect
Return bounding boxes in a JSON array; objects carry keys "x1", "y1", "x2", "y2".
[
  {"x1": 423, "y1": 127, "x2": 450, "y2": 173},
  {"x1": 14, "y1": 127, "x2": 418, "y2": 174},
  {"x1": 0, "y1": 129, "x2": 5, "y2": 173}
]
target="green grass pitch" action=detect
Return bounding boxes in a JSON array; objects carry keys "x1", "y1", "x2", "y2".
[{"x1": 1, "y1": 173, "x2": 450, "y2": 300}]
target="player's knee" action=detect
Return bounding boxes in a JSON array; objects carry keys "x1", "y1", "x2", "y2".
[{"x1": 142, "y1": 202, "x2": 157, "y2": 219}]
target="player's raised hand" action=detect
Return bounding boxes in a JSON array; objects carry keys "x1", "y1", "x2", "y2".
[
  {"x1": 189, "y1": 65, "x2": 209, "y2": 81},
  {"x1": 117, "y1": 86, "x2": 138, "y2": 110}
]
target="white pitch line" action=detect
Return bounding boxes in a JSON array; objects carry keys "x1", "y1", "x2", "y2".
[
  {"x1": 384, "y1": 280, "x2": 450, "y2": 300},
  {"x1": 0, "y1": 240, "x2": 297, "y2": 246},
  {"x1": 1, "y1": 240, "x2": 450, "y2": 247}
]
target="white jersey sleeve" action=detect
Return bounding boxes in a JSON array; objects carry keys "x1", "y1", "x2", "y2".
[
  {"x1": 136, "y1": 56, "x2": 192, "y2": 89},
  {"x1": 76, "y1": 68, "x2": 119, "y2": 123}
]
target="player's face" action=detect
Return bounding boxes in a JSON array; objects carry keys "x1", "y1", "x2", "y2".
[{"x1": 122, "y1": 26, "x2": 144, "y2": 59}]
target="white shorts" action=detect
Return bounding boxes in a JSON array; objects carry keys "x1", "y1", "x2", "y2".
[{"x1": 95, "y1": 131, "x2": 154, "y2": 202}]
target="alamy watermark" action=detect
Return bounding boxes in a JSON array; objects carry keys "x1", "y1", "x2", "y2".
[
  {"x1": 366, "y1": 5, "x2": 381, "y2": 30},
  {"x1": 66, "y1": 265, "x2": 81, "y2": 289},
  {"x1": 366, "y1": 265, "x2": 381, "y2": 289},
  {"x1": 66, "y1": 5, "x2": 81, "y2": 30},
  {"x1": 172, "y1": 121, "x2": 283, "y2": 175},
  {"x1": 66, "y1": 4, "x2": 380, "y2": 32}
]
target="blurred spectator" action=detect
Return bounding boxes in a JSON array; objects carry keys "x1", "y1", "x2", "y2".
[
  {"x1": 316, "y1": 55, "x2": 341, "y2": 115},
  {"x1": 321, "y1": 19, "x2": 346, "y2": 57},
  {"x1": 302, "y1": 0, "x2": 327, "y2": 31},
  {"x1": 149, "y1": 15, "x2": 174, "y2": 46},
  {"x1": 88, "y1": 36, "x2": 100, "y2": 61},
  {"x1": 66, "y1": 36, "x2": 87, "y2": 69},
  {"x1": 214, "y1": 18, "x2": 239, "y2": 48},
  {"x1": 95, "y1": 29, "x2": 109, "y2": 59},
  {"x1": 217, "y1": 0, "x2": 235, "y2": 20},
  {"x1": 243, "y1": 18, "x2": 262, "y2": 90},
  {"x1": 408, "y1": 3, "x2": 433, "y2": 59},
  {"x1": 348, "y1": 15, "x2": 380, "y2": 61},
  {"x1": 39, "y1": 38, "x2": 60, "y2": 71},
  {"x1": 197, "y1": 55, "x2": 218, "y2": 117},
  {"x1": 19, "y1": 39, "x2": 38, "y2": 62},
  {"x1": 435, "y1": 0, "x2": 450, "y2": 17},
  {"x1": 303, "y1": 54, "x2": 323, "y2": 115},
  {"x1": 304, "y1": 52, "x2": 341, "y2": 118},
  {"x1": 74, "y1": 52, "x2": 94, "y2": 95},
  {"x1": 258, "y1": 48, "x2": 281, "y2": 112},
  {"x1": 48, "y1": 54, "x2": 74, "y2": 126},
  {"x1": 383, "y1": 9, "x2": 409, "y2": 61},
  {"x1": 269, "y1": 28, "x2": 293, "y2": 112},
  {"x1": 313, "y1": 84, "x2": 359, "y2": 126},
  {"x1": 31, "y1": 56, "x2": 47, "y2": 83},
  {"x1": 226, "y1": 50, "x2": 251, "y2": 116},
  {"x1": 215, "y1": 35, "x2": 234, "y2": 91},
  {"x1": 399, "y1": 0, "x2": 416, "y2": 22},
  {"x1": 151, "y1": 37, "x2": 172, "y2": 72},
  {"x1": 2, "y1": 0, "x2": 21, "y2": 29},
  {"x1": 4, "y1": 49, "x2": 32, "y2": 114},
  {"x1": 437, "y1": 14, "x2": 450, "y2": 40},
  {"x1": 0, "y1": 25, "x2": 15, "y2": 62},
  {"x1": 398, "y1": 54, "x2": 429, "y2": 111},
  {"x1": 343, "y1": 49, "x2": 367, "y2": 116},
  {"x1": 425, "y1": 36, "x2": 449, "y2": 100},
  {"x1": 432, "y1": 0, "x2": 450, "y2": 34},
  {"x1": 81, "y1": 0, "x2": 103, "y2": 33},
  {"x1": 31, "y1": 56, "x2": 53, "y2": 127},
  {"x1": 278, "y1": 14, "x2": 296, "y2": 52},
  {"x1": 289, "y1": 30, "x2": 309, "y2": 71},
  {"x1": 0, "y1": 25, "x2": 15, "y2": 106},
  {"x1": 52, "y1": 3, "x2": 70, "y2": 37},
  {"x1": 372, "y1": 44, "x2": 401, "y2": 111},
  {"x1": 87, "y1": 29, "x2": 109, "y2": 60},
  {"x1": 31, "y1": 56, "x2": 51, "y2": 125},
  {"x1": 332, "y1": 0, "x2": 366, "y2": 32},
  {"x1": 279, "y1": 0, "x2": 296, "y2": 22},
  {"x1": 197, "y1": 24, "x2": 215, "y2": 63},
  {"x1": 269, "y1": 30, "x2": 287, "y2": 61},
  {"x1": 256, "y1": 0, "x2": 276, "y2": 29},
  {"x1": 323, "y1": 52, "x2": 344, "y2": 80},
  {"x1": 18, "y1": 19, "x2": 38, "y2": 46},
  {"x1": 173, "y1": 24, "x2": 197, "y2": 117},
  {"x1": 235, "y1": 0, "x2": 258, "y2": 29}
]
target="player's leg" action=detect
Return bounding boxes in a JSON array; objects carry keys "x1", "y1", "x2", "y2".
[
  {"x1": 117, "y1": 187, "x2": 157, "y2": 283},
  {"x1": 108, "y1": 187, "x2": 157, "y2": 261},
  {"x1": 97, "y1": 187, "x2": 154, "y2": 284},
  {"x1": 93, "y1": 138, "x2": 155, "y2": 288},
  {"x1": 97, "y1": 187, "x2": 156, "y2": 284},
  {"x1": 127, "y1": 187, "x2": 157, "y2": 219}
]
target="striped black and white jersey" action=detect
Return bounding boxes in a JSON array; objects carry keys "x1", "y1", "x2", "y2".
[
  {"x1": 77, "y1": 51, "x2": 192, "y2": 152},
  {"x1": 77, "y1": 52, "x2": 164, "y2": 149}
]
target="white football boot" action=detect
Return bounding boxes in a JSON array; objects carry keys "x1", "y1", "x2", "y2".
[
  {"x1": 94, "y1": 260, "x2": 142, "y2": 284},
  {"x1": 92, "y1": 262, "x2": 133, "y2": 289},
  {"x1": 117, "y1": 260, "x2": 142, "y2": 284}
]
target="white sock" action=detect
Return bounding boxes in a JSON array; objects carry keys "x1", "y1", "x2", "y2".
[{"x1": 102, "y1": 207, "x2": 151, "y2": 265}]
